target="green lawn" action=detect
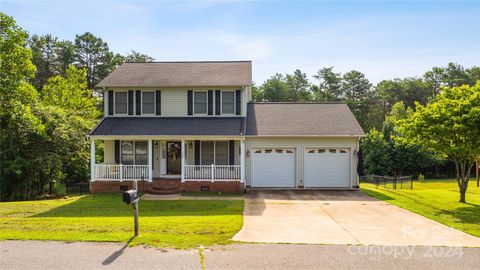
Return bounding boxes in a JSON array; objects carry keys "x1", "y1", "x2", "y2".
[
  {"x1": 0, "y1": 193, "x2": 244, "y2": 249},
  {"x1": 361, "y1": 179, "x2": 480, "y2": 237}
]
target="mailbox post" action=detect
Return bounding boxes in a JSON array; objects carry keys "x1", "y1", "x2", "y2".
[{"x1": 123, "y1": 180, "x2": 139, "y2": 236}]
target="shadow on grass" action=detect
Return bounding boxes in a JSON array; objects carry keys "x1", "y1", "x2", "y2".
[
  {"x1": 360, "y1": 188, "x2": 395, "y2": 201},
  {"x1": 438, "y1": 203, "x2": 480, "y2": 225},
  {"x1": 33, "y1": 193, "x2": 244, "y2": 218},
  {"x1": 102, "y1": 236, "x2": 135, "y2": 265}
]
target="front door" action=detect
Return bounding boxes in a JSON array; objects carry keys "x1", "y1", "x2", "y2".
[{"x1": 167, "y1": 142, "x2": 181, "y2": 175}]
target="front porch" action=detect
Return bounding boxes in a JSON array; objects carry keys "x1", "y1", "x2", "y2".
[{"x1": 89, "y1": 138, "x2": 245, "y2": 191}]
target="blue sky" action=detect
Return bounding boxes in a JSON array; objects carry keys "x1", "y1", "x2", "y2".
[{"x1": 2, "y1": 1, "x2": 479, "y2": 84}]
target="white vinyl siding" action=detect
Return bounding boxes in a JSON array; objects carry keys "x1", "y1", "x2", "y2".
[
  {"x1": 104, "y1": 140, "x2": 115, "y2": 164},
  {"x1": 106, "y1": 88, "x2": 247, "y2": 117},
  {"x1": 245, "y1": 137, "x2": 359, "y2": 188},
  {"x1": 161, "y1": 89, "x2": 187, "y2": 116}
]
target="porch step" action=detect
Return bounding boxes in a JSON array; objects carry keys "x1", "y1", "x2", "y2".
[{"x1": 148, "y1": 179, "x2": 183, "y2": 195}]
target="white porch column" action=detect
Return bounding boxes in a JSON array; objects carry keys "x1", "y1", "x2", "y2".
[
  {"x1": 90, "y1": 138, "x2": 95, "y2": 181},
  {"x1": 240, "y1": 139, "x2": 245, "y2": 182},
  {"x1": 181, "y1": 140, "x2": 186, "y2": 182},
  {"x1": 148, "y1": 140, "x2": 153, "y2": 182}
]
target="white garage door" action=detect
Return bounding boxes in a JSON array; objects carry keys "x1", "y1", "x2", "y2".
[
  {"x1": 304, "y1": 147, "x2": 351, "y2": 188},
  {"x1": 252, "y1": 148, "x2": 296, "y2": 188}
]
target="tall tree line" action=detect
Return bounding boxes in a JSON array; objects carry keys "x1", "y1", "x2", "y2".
[
  {"x1": 253, "y1": 64, "x2": 480, "y2": 132},
  {"x1": 28, "y1": 33, "x2": 154, "y2": 89},
  {"x1": 0, "y1": 13, "x2": 154, "y2": 201}
]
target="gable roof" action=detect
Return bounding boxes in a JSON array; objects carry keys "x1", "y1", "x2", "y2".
[
  {"x1": 246, "y1": 103, "x2": 365, "y2": 136},
  {"x1": 90, "y1": 117, "x2": 245, "y2": 136},
  {"x1": 96, "y1": 61, "x2": 252, "y2": 88}
]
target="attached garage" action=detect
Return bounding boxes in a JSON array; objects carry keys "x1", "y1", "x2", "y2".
[
  {"x1": 304, "y1": 147, "x2": 351, "y2": 188},
  {"x1": 245, "y1": 103, "x2": 365, "y2": 190},
  {"x1": 252, "y1": 147, "x2": 296, "y2": 188}
]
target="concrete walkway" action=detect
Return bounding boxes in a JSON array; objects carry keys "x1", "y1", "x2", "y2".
[
  {"x1": 1, "y1": 241, "x2": 479, "y2": 270},
  {"x1": 233, "y1": 190, "x2": 480, "y2": 247}
]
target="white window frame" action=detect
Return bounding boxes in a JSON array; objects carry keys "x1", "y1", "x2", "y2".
[
  {"x1": 141, "y1": 91, "x2": 155, "y2": 115},
  {"x1": 114, "y1": 91, "x2": 128, "y2": 115},
  {"x1": 120, "y1": 140, "x2": 149, "y2": 165},
  {"x1": 220, "y1": 90, "x2": 236, "y2": 115},
  {"x1": 200, "y1": 141, "x2": 229, "y2": 165},
  {"x1": 193, "y1": 90, "x2": 208, "y2": 115}
]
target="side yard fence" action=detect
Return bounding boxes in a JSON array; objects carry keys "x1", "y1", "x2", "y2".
[{"x1": 360, "y1": 175, "x2": 413, "y2": 190}]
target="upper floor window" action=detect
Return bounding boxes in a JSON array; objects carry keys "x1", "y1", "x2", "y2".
[
  {"x1": 142, "y1": 91, "x2": 155, "y2": 114},
  {"x1": 221, "y1": 91, "x2": 235, "y2": 114},
  {"x1": 194, "y1": 91, "x2": 207, "y2": 114},
  {"x1": 115, "y1": 92, "x2": 128, "y2": 114}
]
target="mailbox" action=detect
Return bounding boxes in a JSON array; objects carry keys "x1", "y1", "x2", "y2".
[{"x1": 123, "y1": 190, "x2": 138, "y2": 204}]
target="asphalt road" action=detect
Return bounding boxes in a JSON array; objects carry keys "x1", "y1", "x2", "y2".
[{"x1": 1, "y1": 241, "x2": 479, "y2": 270}]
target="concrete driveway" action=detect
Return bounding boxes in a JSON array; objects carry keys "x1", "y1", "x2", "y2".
[{"x1": 233, "y1": 190, "x2": 480, "y2": 247}]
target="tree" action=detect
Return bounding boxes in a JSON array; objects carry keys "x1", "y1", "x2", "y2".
[
  {"x1": 398, "y1": 83, "x2": 480, "y2": 203},
  {"x1": 0, "y1": 12, "x2": 46, "y2": 200},
  {"x1": 285, "y1": 69, "x2": 312, "y2": 101},
  {"x1": 383, "y1": 102, "x2": 444, "y2": 176},
  {"x1": 342, "y1": 70, "x2": 372, "y2": 130},
  {"x1": 259, "y1": 73, "x2": 289, "y2": 102},
  {"x1": 361, "y1": 128, "x2": 392, "y2": 175},
  {"x1": 251, "y1": 84, "x2": 263, "y2": 102},
  {"x1": 312, "y1": 67, "x2": 343, "y2": 101},
  {"x1": 74, "y1": 32, "x2": 115, "y2": 88},
  {"x1": 28, "y1": 34, "x2": 57, "y2": 89},
  {"x1": 376, "y1": 78, "x2": 432, "y2": 114},
  {"x1": 53, "y1": 40, "x2": 75, "y2": 76},
  {"x1": 124, "y1": 50, "x2": 154, "y2": 62}
]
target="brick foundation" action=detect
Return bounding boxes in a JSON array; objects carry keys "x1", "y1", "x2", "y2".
[
  {"x1": 182, "y1": 181, "x2": 244, "y2": 193},
  {"x1": 90, "y1": 180, "x2": 244, "y2": 193},
  {"x1": 90, "y1": 181, "x2": 151, "y2": 193}
]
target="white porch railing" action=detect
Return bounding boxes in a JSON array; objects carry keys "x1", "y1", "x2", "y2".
[
  {"x1": 184, "y1": 165, "x2": 241, "y2": 181},
  {"x1": 94, "y1": 164, "x2": 149, "y2": 181}
]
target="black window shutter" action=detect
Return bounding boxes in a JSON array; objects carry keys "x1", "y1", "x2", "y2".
[
  {"x1": 215, "y1": 90, "x2": 221, "y2": 115},
  {"x1": 128, "y1": 90, "x2": 134, "y2": 115},
  {"x1": 187, "y1": 90, "x2": 193, "y2": 115},
  {"x1": 235, "y1": 90, "x2": 241, "y2": 115},
  {"x1": 229, "y1": 140, "x2": 235, "y2": 165},
  {"x1": 194, "y1": 140, "x2": 200, "y2": 165},
  {"x1": 108, "y1": 91, "x2": 113, "y2": 115},
  {"x1": 207, "y1": 90, "x2": 213, "y2": 115},
  {"x1": 155, "y1": 90, "x2": 161, "y2": 115},
  {"x1": 135, "y1": 90, "x2": 141, "y2": 115},
  {"x1": 114, "y1": 140, "x2": 120, "y2": 164}
]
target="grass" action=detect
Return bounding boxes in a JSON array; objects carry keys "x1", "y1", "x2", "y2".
[
  {"x1": 182, "y1": 191, "x2": 244, "y2": 197},
  {"x1": 361, "y1": 178, "x2": 480, "y2": 237},
  {"x1": 0, "y1": 193, "x2": 244, "y2": 249}
]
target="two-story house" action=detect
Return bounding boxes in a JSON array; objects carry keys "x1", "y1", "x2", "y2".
[{"x1": 88, "y1": 61, "x2": 365, "y2": 193}]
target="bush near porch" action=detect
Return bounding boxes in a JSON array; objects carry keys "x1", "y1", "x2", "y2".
[
  {"x1": 0, "y1": 193, "x2": 244, "y2": 249},
  {"x1": 361, "y1": 179, "x2": 480, "y2": 237}
]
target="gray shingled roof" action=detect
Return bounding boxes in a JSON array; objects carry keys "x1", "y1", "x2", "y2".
[
  {"x1": 96, "y1": 61, "x2": 252, "y2": 88},
  {"x1": 90, "y1": 117, "x2": 245, "y2": 136},
  {"x1": 246, "y1": 103, "x2": 365, "y2": 136}
]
